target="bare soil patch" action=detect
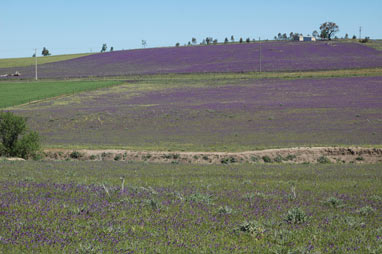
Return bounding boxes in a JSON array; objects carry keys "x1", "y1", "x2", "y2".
[{"x1": 43, "y1": 147, "x2": 382, "y2": 164}]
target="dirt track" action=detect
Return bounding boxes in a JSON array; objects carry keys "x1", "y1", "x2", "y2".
[{"x1": 43, "y1": 147, "x2": 382, "y2": 164}]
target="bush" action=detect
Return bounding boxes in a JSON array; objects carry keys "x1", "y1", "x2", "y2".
[
  {"x1": 0, "y1": 111, "x2": 41, "y2": 159},
  {"x1": 358, "y1": 206, "x2": 375, "y2": 216},
  {"x1": 70, "y1": 151, "x2": 82, "y2": 159},
  {"x1": 317, "y1": 156, "x2": 331, "y2": 164},
  {"x1": 284, "y1": 207, "x2": 308, "y2": 224},
  {"x1": 262, "y1": 156, "x2": 272, "y2": 163},
  {"x1": 235, "y1": 220, "x2": 265, "y2": 238},
  {"x1": 221, "y1": 156, "x2": 237, "y2": 164},
  {"x1": 324, "y1": 196, "x2": 344, "y2": 208}
]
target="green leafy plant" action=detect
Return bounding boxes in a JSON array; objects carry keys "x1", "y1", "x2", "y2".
[
  {"x1": 324, "y1": 196, "x2": 345, "y2": 208},
  {"x1": 235, "y1": 220, "x2": 265, "y2": 238},
  {"x1": 317, "y1": 156, "x2": 331, "y2": 164},
  {"x1": 0, "y1": 111, "x2": 41, "y2": 159},
  {"x1": 284, "y1": 207, "x2": 308, "y2": 224}
]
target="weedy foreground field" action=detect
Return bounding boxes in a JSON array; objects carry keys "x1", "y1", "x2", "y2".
[{"x1": 0, "y1": 161, "x2": 381, "y2": 253}]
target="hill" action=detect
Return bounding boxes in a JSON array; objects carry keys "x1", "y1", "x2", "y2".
[
  {"x1": 0, "y1": 53, "x2": 93, "y2": 69},
  {"x1": 1, "y1": 42, "x2": 382, "y2": 79}
]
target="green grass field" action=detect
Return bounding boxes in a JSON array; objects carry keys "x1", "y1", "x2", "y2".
[
  {"x1": 0, "y1": 80, "x2": 123, "y2": 108},
  {"x1": 0, "y1": 53, "x2": 93, "y2": 69},
  {"x1": 0, "y1": 161, "x2": 381, "y2": 253}
]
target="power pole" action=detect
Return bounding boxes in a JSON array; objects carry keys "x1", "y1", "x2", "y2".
[
  {"x1": 34, "y1": 48, "x2": 38, "y2": 81},
  {"x1": 359, "y1": 27, "x2": 362, "y2": 40},
  {"x1": 259, "y1": 37, "x2": 262, "y2": 72}
]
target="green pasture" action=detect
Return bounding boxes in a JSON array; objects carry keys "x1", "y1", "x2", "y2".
[
  {"x1": 0, "y1": 80, "x2": 123, "y2": 108},
  {"x1": 0, "y1": 161, "x2": 381, "y2": 253},
  {"x1": 0, "y1": 53, "x2": 93, "y2": 69}
]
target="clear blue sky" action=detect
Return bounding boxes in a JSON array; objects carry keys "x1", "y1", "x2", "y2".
[{"x1": 1, "y1": 0, "x2": 381, "y2": 58}]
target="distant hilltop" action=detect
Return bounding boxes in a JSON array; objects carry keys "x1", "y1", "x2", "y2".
[{"x1": 1, "y1": 41, "x2": 382, "y2": 79}]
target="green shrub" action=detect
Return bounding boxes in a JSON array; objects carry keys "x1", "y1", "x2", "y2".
[
  {"x1": 358, "y1": 206, "x2": 375, "y2": 216},
  {"x1": 262, "y1": 156, "x2": 272, "y2": 163},
  {"x1": 0, "y1": 111, "x2": 41, "y2": 159},
  {"x1": 70, "y1": 151, "x2": 82, "y2": 159},
  {"x1": 284, "y1": 207, "x2": 308, "y2": 224},
  {"x1": 274, "y1": 155, "x2": 283, "y2": 163},
  {"x1": 324, "y1": 196, "x2": 344, "y2": 208},
  {"x1": 317, "y1": 156, "x2": 331, "y2": 164},
  {"x1": 235, "y1": 220, "x2": 265, "y2": 238}
]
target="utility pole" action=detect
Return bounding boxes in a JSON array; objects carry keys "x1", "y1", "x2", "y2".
[
  {"x1": 359, "y1": 27, "x2": 362, "y2": 40},
  {"x1": 34, "y1": 48, "x2": 38, "y2": 81},
  {"x1": 259, "y1": 37, "x2": 262, "y2": 72}
]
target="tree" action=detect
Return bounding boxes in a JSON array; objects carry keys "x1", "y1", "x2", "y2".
[
  {"x1": 0, "y1": 111, "x2": 41, "y2": 159},
  {"x1": 312, "y1": 30, "x2": 319, "y2": 38},
  {"x1": 277, "y1": 33, "x2": 282, "y2": 40},
  {"x1": 110, "y1": 46, "x2": 114, "y2": 52},
  {"x1": 344, "y1": 33, "x2": 349, "y2": 39},
  {"x1": 213, "y1": 39, "x2": 218, "y2": 44},
  {"x1": 141, "y1": 40, "x2": 147, "y2": 48},
  {"x1": 352, "y1": 35, "x2": 357, "y2": 39},
  {"x1": 175, "y1": 42, "x2": 180, "y2": 47},
  {"x1": 319, "y1": 22, "x2": 339, "y2": 40},
  {"x1": 101, "y1": 43, "x2": 107, "y2": 52},
  {"x1": 246, "y1": 38, "x2": 250, "y2": 43},
  {"x1": 224, "y1": 37, "x2": 229, "y2": 44},
  {"x1": 41, "y1": 47, "x2": 50, "y2": 56},
  {"x1": 191, "y1": 37, "x2": 197, "y2": 44},
  {"x1": 239, "y1": 37, "x2": 243, "y2": 43},
  {"x1": 231, "y1": 35, "x2": 235, "y2": 42},
  {"x1": 282, "y1": 33, "x2": 287, "y2": 40}
]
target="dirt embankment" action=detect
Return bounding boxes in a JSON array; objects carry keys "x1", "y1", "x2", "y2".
[{"x1": 43, "y1": 147, "x2": 382, "y2": 164}]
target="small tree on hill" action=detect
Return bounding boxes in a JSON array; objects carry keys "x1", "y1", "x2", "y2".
[
  {"x1": 175, "y1": 42, "x2": 180, "y2": 47},
  {"x1": 41, "y1": 47, "x2": 50, "y2": 56},
  {"x1": 239, "y1": 37, "x2": 243, "y2": 43},
  {"x1": 110, "y1": 46, "x2": 114, "y2": 52},
  {"x1": 224, "y1": 37, "x2": 229, "y2": 44},
  {"x1": 246, "y1": 38, "x2": 251, "y2": 43},
  {"x1": 0, "y1": 112, "x2": 41, "y2": 159},
  {"x1": 101, "y1": 43, "x2": 107, "y2": 52},
  {"x1": 320, "y1": 22, "x2": 339, "y2": 40},
  {"x1": 312, "y1": 30, "x2": 319, "y2": 38},
  {"x1": 192, "y1": 37, "x2": 197, "y2": 45},
  {"x1": 231, "y1": 35, "x2": 235, "y2": 42}
]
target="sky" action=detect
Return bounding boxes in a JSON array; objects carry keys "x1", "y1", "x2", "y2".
[{"x1": 1, "y1": 0, "x2": 381, "y2": 59}]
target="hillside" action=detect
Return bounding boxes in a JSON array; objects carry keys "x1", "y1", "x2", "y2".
[
  {"x1": 1, "y1": 42, "x2": 382, "y2": 79},
  {"x1": 0, "y1": 53, "x2": 93, "y2": 69}
]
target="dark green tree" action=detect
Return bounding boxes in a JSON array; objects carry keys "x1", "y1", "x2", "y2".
[
  {"x1": 320, "y1": 22, "x2": 339, "y2": 40},
  {"x1": 101, "y1": 43, "x2": 107, "y2": 52},
  {"x1": 0, "y1": 112, "x2": 41, "y2": 159},
  {"x1": 41, "y1": 47, "x2": 51, "y2": 56}
]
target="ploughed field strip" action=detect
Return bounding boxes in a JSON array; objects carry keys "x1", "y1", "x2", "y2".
[
  {"x1": 0, "y1": 162, "x2": 381, "y2": 252},
  {"x1": 43, "y1": 147, "x2": 382, "y2": 164},
  {"x1": 1, "y1": 42, "x2": 382, "y2": 79},
  {"x1": 11, "y1": 76, "x2": 382, "y2": 151}
]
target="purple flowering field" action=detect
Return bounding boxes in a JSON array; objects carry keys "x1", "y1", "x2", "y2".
[
  {"x1": 1, "y1": 42, "x2": 382, "y2": 79},
  {"x1": 11, "y1": 75, "x2": 382, "y2": 151},
  {"x1": 1, "y1": 161, "x2": 381, "y2": 252}
]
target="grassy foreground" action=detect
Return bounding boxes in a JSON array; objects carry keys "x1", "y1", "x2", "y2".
[
  {"x1": 0, "y1": 53, "x2": 93, "y2": 69},
  {"x1": 0, "y1": 161, "x2": 381, "y2": 253},
  {"x1": 0, "y1": 80, "x2": 123, "y2": 108}
]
